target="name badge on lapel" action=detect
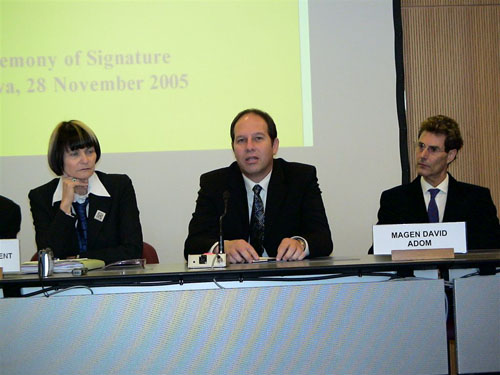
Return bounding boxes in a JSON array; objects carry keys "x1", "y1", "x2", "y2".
[{"x1": 94, "y1": 210, "x2": 106, "y2": 222}]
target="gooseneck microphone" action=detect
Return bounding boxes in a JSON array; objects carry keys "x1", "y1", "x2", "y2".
[
  {"x1": 218, "y1": 191, "x2": 230, "y2": 254},
  {"x1": 187, "y1": 192, "x2": 230, "y2": 269}
]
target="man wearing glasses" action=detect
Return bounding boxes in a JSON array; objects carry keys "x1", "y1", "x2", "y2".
[{"x1": 372, "y1": 115, "x2": 499, "y2": 251}]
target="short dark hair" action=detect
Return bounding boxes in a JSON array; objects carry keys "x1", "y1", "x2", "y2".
[
  {"x1": 230, "y1": 108, "x2": 278, "y2": 143},
  {"x1": 48, "y1": 120, "x2": 101, "y2": 175},
  {"x1": 418, "y1": 115, "x2": 463, "y2": 152}
]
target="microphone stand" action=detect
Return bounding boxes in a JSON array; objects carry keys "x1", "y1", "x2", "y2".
[{"x1": 218, "y1": 191, "x2": 230, "y2": 254}]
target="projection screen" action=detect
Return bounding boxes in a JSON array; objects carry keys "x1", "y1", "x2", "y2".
[{"x1": 0, "y1": 0, "x2": 402, "y2": 262}]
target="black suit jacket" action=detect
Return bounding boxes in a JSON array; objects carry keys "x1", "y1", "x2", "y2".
[
  {"x1": 29, "y1": 171, "x2": 143, "y2": 264},
  {"x1": 184, "y1": 158, "x2": 333, "y2": 259},
  {"x1": 0, "y1": 195, "x2": 21, "y2": 239},
  {"x1": 371, "y1": 174, "x2": 500, "y2": 252}
]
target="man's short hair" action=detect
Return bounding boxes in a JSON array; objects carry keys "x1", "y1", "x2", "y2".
[
  {"x1": 48, "y1": 120, "x2": 101, "y2": 176},
  {"x1": 418, "y1": 115, "x2": 463, "y2": 152},
  {"x1": 230, "y1": 108, "x2": 278, "y2": 143}
]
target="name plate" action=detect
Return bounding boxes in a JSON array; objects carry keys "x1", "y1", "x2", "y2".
[
  {"x1": 0, "y1": 239, "x2": 21, "y2": 272},
  {"x1": 372, "y1": 222, "x2": 467, "y2": 255}
]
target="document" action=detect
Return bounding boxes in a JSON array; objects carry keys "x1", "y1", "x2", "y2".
[{"x1": 21, "y1": 259, "x2": 105, "y2": 273}]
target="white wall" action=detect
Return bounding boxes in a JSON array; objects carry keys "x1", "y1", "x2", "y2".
[{"x1": 0, "y1": 0, "x2": 402, "y2": 263}]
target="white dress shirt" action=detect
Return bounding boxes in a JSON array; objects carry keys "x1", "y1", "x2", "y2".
[
  {"x1": 420, "y1": 174, "x2": 449, "y2": 223},
  {"x1": 52, "y1": 173, "x2": 110, "y2": 216}
]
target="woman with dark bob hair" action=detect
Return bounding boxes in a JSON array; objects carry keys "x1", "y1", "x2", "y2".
[{"x1": 29, "y1": 120, "x2": 143, "y2": 264}]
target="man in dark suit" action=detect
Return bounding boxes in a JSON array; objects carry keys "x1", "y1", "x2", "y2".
[
  {"x1": 372, "y1": 115, "x2": 500, "y2": 252},
  {"x1": 0, "y1": 195, "x2": 21, "y2": 239},
  {"x1": 184, "y1": 108, "x2": 333, "y2": 263}
]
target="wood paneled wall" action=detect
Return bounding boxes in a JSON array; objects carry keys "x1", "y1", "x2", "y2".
[{"x1": 401, "y1": 0, "x2": 500, "y2": 214}]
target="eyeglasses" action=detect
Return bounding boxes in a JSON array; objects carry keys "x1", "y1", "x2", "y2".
[{"x1": 415, "y1": 142, "x2": 445, "y2": 155}]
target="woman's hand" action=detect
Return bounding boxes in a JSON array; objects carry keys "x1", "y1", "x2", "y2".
[{"x1": 59, "y1": 176, "x2": 88, "y2": 214}]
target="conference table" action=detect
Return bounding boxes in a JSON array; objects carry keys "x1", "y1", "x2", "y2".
[{"x1": 0, "y1": 253, "x2": 498, "y2": 375}]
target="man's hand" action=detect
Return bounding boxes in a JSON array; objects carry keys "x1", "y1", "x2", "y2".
[
  {"x1": 276, "y1": 238, "x2": 306, "y2": 261},
  {"x1": 221, "y1": 239, "x2": 260, "y2": 264}
]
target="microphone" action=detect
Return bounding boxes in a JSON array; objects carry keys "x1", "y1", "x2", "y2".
[
  {"x1": 188, "y1": 191, "x2": 229, "y2": 268},
  {"x1": 218, "y1": 191, "x2": 230, "y2": 254}
]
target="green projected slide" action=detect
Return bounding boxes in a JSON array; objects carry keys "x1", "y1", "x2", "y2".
[{"x1": 0, "y1": 0, "x2": 312, "y2": 156}]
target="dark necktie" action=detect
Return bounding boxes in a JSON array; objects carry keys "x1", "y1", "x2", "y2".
[
  {"x1": 427, "y1": 188, "x2": 440, "y2": 223},
  {"x1": 250, "y1": 184, "x2": 265, "y2": 255},
  {"x1": 73, "y1": 198, "x2": 89, "y2": 253}
]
